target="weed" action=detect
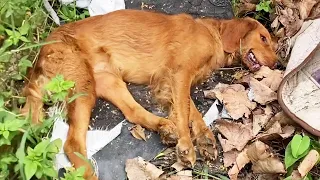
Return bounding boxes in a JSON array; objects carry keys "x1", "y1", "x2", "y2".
[
  {"x1": 58, "y1": 3, "x2": 89, "y2": 23},
  {"x1": 284, "y1": 134, "x2": 320, "y2": 179},
  {"x1": 256, "y1": 0, "x2": 272, "y2": 13},
  {"x1": 0, "y1": 0, "x2": 93, "y2": 179}
]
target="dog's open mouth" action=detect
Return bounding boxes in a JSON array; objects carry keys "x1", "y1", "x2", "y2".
[{"x1": 246, "y1": 50, "x2": 261, "y2": 71}]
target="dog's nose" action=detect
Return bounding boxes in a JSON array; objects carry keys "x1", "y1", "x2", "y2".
[{"x1": 273, "y1": 61, "x2": 284, "y2": 70}]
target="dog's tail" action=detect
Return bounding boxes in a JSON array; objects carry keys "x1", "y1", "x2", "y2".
[{"x1": 20, "y1": 61, "x2": 49, "y2": 123}]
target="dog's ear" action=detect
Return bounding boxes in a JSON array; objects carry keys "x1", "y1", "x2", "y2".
[{"x1": 220, "y1": 18, "x2": 257, "y2": 53}]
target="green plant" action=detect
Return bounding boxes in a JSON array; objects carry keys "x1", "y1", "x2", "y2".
[
  {"x1": 256, "y1": 0, "x2": 272, "y2": 13},
  {"x1": 44, "y1": 74, "x2": 75, "y2": 103},
  {"x1": 284, "y1": 134, "x2": 320, "y2": 179},
  {"x1": 43, "y1": 74, "x2": 87, "y2": 105},
  {"x1": 58, "y1": 3, "x2": 89, "y2": 23},
  {"x1": 23, "y1": 139, "x2": 62, "y2": 180},
  {"x1": 61, "y1": 166, "x2": 86, "y2": 180},
  {"x1": 0, "y1": 75, "x2": 90, "y2": 179},
  {"x1": 0, "y1": 0, "x2": 94, "y2": 179}
]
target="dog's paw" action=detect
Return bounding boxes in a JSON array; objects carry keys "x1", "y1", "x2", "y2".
[
  {"x1": 195, "y1": 128, "x2": 218, "y2": 161},
  {"x1": 158, "y1": 118, "x2": 178, "y2": 146},
  {"x1": 176, "y1": 138, "x2": 196, "y2": 167}
]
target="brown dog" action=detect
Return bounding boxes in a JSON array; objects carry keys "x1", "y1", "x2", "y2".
[{"x1": 21, "y1": 9, "x2": 277, "y2": 179}]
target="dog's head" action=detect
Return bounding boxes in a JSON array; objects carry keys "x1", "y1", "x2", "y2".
[{"x1": 220, "y1": 17, "x2": 278, "y2": 72}]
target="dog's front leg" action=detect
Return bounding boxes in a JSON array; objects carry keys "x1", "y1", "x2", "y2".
[
  {"x1": 170, "y1": 72, "x2": 196, "y2": 166},
  {"x1": 189, "y1": 99, "x2": 218, "y2": 160}
]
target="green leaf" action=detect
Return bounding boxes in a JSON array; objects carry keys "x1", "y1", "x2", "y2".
[
  {"x1": 76, "y1": 166, "x2": 86, "y2": 176},
  {"x1": 5, "y1": 29, "x2": 13, "y2": 36},
  {"x1": 3, "y1": 130, "x2": 9, "y2": 139},
  {"x1": 61, "y1": 80, "x2": 75, "y2": 90},
  {"x1": 43, "y1": 166, "x2": 57, "y2": 177},
  {"x1": 19, "y1": 22, "x2": 30, "y2": 35},
  {"x1": 0, "y1": 96, "x2": 4, "y2": 107},
  {"x1": 26, "y1": 147, "x2": 35, "y2": 158},
  {"x1": 285, "y1": 141, "x2": 310, "y2": 169},
  {"x1": 68, "y1": 92, "x2": 87, "y2": 103},
  {"x1": 24, "y1": 161, "x2": 37, "y2": 180},
  {"x1": 34, "y1": 139, "x2": 50, "y2": 153},
  {"x1": 16, "y1": 129, "x2": 29, "y2": 180},
  {"x1": 19, "y1": 36, "x2": 30, "y2": 42},
  {"x1": 18, "y1": 57, "x2": 33, "y2": 68},
  {"x1": 11, "y1": 73, "x2": 23, "y2": 80},
  {"x1": 0, "y1": 39, "x2": 13, "y2": 55},
  {"x1": 47, "y1": 138, "x2": 62, "y2": 153},
  {"x1": 305, "y1": 173, "x2": 313, "y2": 180},
  {"x1": 291, "y1": 135, "x2": 310, "y2": 158},
  {"x1": 52, "y1": 91, "x2": 68, "y2": 102},
  {"x1": 35, "y1": 168, "x2": 43, "y2": 179},
  {"x1": 6, "y1": 119, "x2": 25, "y2": 131},
  {"x1": 5, "y1": 9, "x2": 13, "y2": 18},
  {"x1": 0, "y1": 138, "x2": 11, "y2": 146},
  {"x1": 0, "y1": 24, "x2": 5, "y2": 34},
  {"x1": 0, "y1": 153, "x2": 17, "y2": 164}
]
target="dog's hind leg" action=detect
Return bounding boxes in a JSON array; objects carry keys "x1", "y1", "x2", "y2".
[
  {"x1": 62, "y1": 64, "x2": 98, "y2": 180},
  {"x1": 189, "y1": 100, "x2": 217, "y2": 161},
  {"x1": 94, "y1": 72, "x2": 178, "y2": 145}
]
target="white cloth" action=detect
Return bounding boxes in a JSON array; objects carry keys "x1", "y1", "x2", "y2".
[
  {"x1": 59, "y1": 0, "x2": 125, "y2": 16},
  {"x1": 51, "y1": 119, "x2": 123, "y2": 170}
]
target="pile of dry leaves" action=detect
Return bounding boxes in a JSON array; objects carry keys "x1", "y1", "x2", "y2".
[
  {"x1": 236, "y1": 0, "x2": 320, "y2": 62},
  {"x1": 124, "y1": 66, "x2": 318, "y2": 180},
  {"x1": 205, "y1": 66, "x2": 292, "y2": 179}
]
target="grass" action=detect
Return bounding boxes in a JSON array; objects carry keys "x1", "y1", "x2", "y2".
[{"x1": 0, "y1": 0, "x2": 90, "y2": 179}]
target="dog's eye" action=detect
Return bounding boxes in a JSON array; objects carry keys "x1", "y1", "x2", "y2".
[{"x1": 260, "y1": 35, "x2": 267, "y2": 43}]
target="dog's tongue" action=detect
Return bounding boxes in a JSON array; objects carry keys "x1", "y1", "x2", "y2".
[{"x1": 251, "y1": 63, "x2": 261, "y2": 72}]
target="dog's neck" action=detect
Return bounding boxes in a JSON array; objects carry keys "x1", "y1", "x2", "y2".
[{"x1": 196, "y1": 18, "x2": 241, "y2": 67}]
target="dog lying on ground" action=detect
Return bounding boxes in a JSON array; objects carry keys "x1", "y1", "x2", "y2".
[{"x1": 21, "y1": 9, "x2": 278, "y2": 179}]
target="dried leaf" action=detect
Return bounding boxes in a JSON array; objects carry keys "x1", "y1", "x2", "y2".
[
  {"x1": 310, "y1": 2, "x2": 320, "y2": 17},
  {"x1": 266, "y1": 111, "x2": 296, "y2": 129},
  {"x1": 298, "y1": 149, "x2": 319, "y2": 177},
  {"x1": 253, "y1": 66, "x2": 284, "y2": 91},
  {"x1": 247, "y1": 141, "x2": 271, "y2": 162},
  {"x1": 216, "y1": 119, "x2": 253, "y2": 152},
  {"x1": 256, "y1": 174, "x2": 279, "y2": 180},
  {"x1": 232, "y1": 70, "x2": 249, "y2": 81},
  {"x1": 291, "y1": 170, "x2": 303, "y2": 180},
  {"x1": 278, "y1": 7, "x2": 304, "y2": 37},
  {"x1": 265, "y1": 120, "x2": 282, "y2": 134},
  {"x1": 252, "y1": 106, "x2": 273, "y2": 136},
  {"x1": 167, "y1": 175, "x2": 192, "y2": 180},
  {"x1": 275, "y1": 27, "x2": 285, "y2": 37},
  {"x1": 271, "y1": 16, "x2": 280, "y2": 29},
  {"x1": 286, "y1": 19, "x2": 304, "y2": 37},
  {"x1": 223, "y1": 150, "x2": 240, "y2": 167},
  {"x1": 297, "y1": 0, "x2": 317, "y2": 19},
  {"x1": 125, "y1": 157, "x2": 164, "y2": 180},
  {"x1": 247, "y1": 141, "x2": 286, "y2": 174},
  {"x1": 176, "y1": 170, "x2": 192, "y2": 177},
  {"x1": 256, "y1": 124, "x2": 295, "y2": 142},
  {"x1": 130, "y1": 125, "x2": 147, "y2": 141},
  {"x1": 228, "y1": 148, "x2": 250, "y2": 180},
  {"x1": 249, "y1": 77, "x2": 277, "y2": 105},
  {"x1": 252, "y1": 157, "x2": 286, "y2": 173},
  {"x1": 280, "y1": 0, "x2": 297, "y2": 8},
  {"x1": 211, "y1": 83, "x2": 257, "y2": 119},
  {"x1": 171, "y1": 162, "x2": 185, "y2": 172},
  {"x1": 238, "y1": 2, "x2": 256, "y2": 14}
]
